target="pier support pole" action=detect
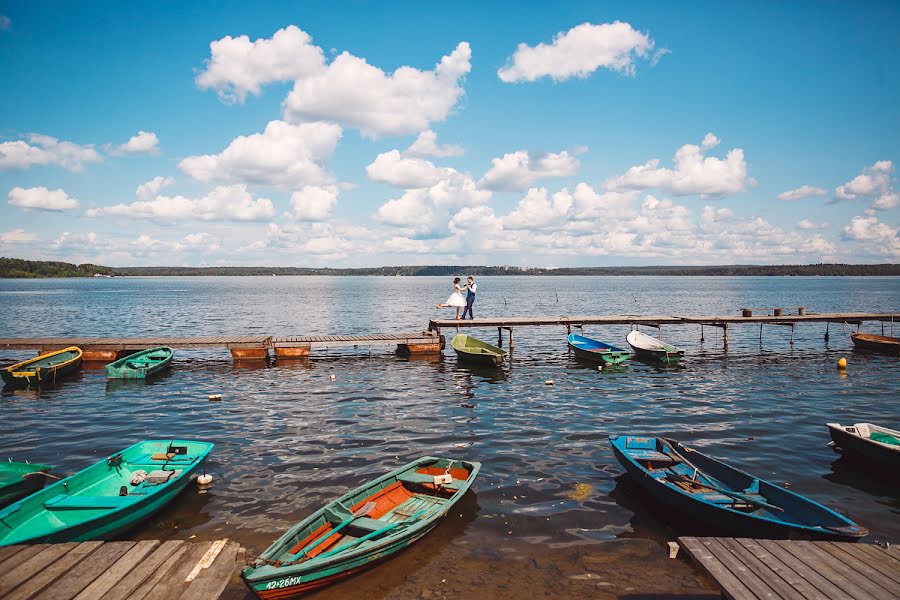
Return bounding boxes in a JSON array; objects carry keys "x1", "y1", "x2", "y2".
[
  {"x1": 825, "y1": 322, "x2": 830, "y2": 342},
  {"x1": 700, "y1": 324, "x2": 704, "y2": 343},
  {"x1": 498, "y1": 327, "x2": 503, "y2": 348},
  {"x1": 790, "y1": 324, "x2": 795, "y2": 346},
  {"x1": 759, "y1": 323, "x2": 763, "y2": 346},
  {"x1": 723, "y1": 323, "x2": 728, "y2": 349},
  {"x1": 505, "y1": 327, "x2": 514, "y2": 349}
]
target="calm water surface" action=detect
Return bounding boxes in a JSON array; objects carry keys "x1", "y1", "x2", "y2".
[{"x1": 1, "y1": 276, "x2": 898, "y2": 599}]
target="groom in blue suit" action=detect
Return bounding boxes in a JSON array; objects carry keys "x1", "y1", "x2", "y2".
[{"x1": 461, "y1": 276, "x2": 476, "y2": 320}]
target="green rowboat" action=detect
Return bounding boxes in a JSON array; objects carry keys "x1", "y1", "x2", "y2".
[
  {"x1": 242, "y1": 456, "x2": 480, "y2": 598},
  {"x1": 105, "y1": 346, "x2": 174, "y2": 379},
  {"x1": 0, "y1": 462, "x2": 54, "y2": 508},
  {"x1": 0, "y1": 439, "x2": 213, "y2": 546},
  {"x1": 451, "y1": 333, "x2": 506, "y2": 366},
  {"x1": 1, "y1": 346, "x2": 82, "y2": 388}
]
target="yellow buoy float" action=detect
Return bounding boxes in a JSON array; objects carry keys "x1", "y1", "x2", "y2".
[{"x1": 837, "y1": 357, "x2": 847, "y2": 370}]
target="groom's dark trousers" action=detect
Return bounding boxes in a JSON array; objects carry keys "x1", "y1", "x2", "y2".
[{"x1": 462, "y1": 293, "x2": 475, "y2": 319}]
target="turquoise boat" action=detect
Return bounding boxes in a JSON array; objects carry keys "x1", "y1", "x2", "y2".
[
  {"x1": 1, "y1": 346, "x2": 82, "y2": 388},
  {"x1": 0, "y1": 462, "x2": 54, "y2": 508},
  {"x1": 567, "y1": 333, "x2": 629, "y2": 365},
  {"x1": 0, "y1": 439, "x2": 213, "y2": 546},
  {"x1": 242, "y1": 456, "x2": 480, "y2": 598},
  {"x1": 105, "y1": 346, "x2": 174, "y2": 379}
]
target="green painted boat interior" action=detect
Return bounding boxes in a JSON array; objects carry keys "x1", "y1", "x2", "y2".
[
  {"x1": 0, "y1": 439, "x2": 213, "y2": 545},
  {"x1": 105, "y1": 346, "x2": 173, "y2": 378},
  {"x1": 871, "y1": 432, "x2": 900, "y2": 445},
  {"x1": 451, "y1": 334, "x2": 506, "y2": 356},
  {"x1": 11, "y1": 349, "x2": 80, "y2": 371}
]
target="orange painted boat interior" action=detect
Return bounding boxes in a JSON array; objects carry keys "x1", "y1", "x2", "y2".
[{"x1": 286, "y1": 466, "x2": 470, "y2": 559}]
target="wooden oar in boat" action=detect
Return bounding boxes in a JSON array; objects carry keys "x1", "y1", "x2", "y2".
[
  {"x1": 663, "y1": 445, "x2": 784, "y2": 513},
  {"x1": 286, "y1": 501, "x2": 376, "y2": 563},
  {"x1": 316, "y1": 508, "x2": 428, "y2": 560}
]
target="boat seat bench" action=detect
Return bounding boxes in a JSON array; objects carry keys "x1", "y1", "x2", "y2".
[
  {"x1": 347, "y1": 516, "x2": 393, "y2": 532},
  {"x1": 44, "y1": 494, "x2": 134, "y2": 510},
  {"x1": 128, "y1": 454, "x2": 200, "y2": 466},
  {"x1": 628, "y1": 450, "x2": 677, "y2": 465},
  {"x1": 397, "y1": 472, "x2": 466, "y2": 491}
]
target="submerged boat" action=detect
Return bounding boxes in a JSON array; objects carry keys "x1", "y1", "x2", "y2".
[
  {"x1": 609, "y1": 435, "x2": 867, "y2": 541},
  {"x1": 625, "y1": 331, "x2": 683, "y2": 364},
  {"x1": 0, "y1": 439, "x2": 213, "y2": 546},
  {"x1": 1, "y1": 347, "x2": 83, "y2": 388},
  {"x1": 105, "y1": 346, "x2": 174, "y2": 379},
  {"x1": 242, "y1": 456, "x2": 480, "y2": 598},
  {"x1": 0, "y1": 462, "x2": 54, "y2": 508},
  {"x1": 850, "y1": 332, "x2": 900, "y2": 355},
  {"x1": 827, "y1": 422, "x2": 900, "y2": 473},
  {"x1": 451, "y1": 334, "x2": 506, "y2": 366},
  {"x1": 567, "y1": 333, "x2": 629, "y2": 366}
]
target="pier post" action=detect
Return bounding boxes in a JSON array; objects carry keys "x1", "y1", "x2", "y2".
[
  {"x1": 723, "y1": 323, "x2": 728, "y2": 348},
  {"x1": 700, "y1": 324, "x2": 704, "y2": 343},
  {"x1": 498, "y1": 327, "x2": 503, "y2": 348},
  {"x1": 230, "y1": 347, "x2": 269, "y2": 361},
  {"x1": 825, "y1": 322, "x2": 829, "y2": 342},
  {"x1": 275, "y1": 347, "x2": 310, "y2": 359}
]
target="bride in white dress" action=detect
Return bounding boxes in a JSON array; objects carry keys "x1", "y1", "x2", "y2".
[{"x1": 436, "y1": 277, "x2": 468, "y2": 320}]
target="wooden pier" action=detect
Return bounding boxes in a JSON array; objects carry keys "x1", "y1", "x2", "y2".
[
  {"x1": 0, "y1": 539, "x2": 243, "y2": 600},
  {"x1": 429, "y1": 311, "x2": 897, "y2": 348},
  {"x1": 0, "y1": 332, "x2": 442, "y2": 361},
  {"x1": 679, "y1": 536, "x2": 900, "y2": 600}
]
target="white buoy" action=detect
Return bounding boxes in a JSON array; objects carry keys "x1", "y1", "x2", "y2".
[
  {"x1": 208, "y1": 394, "x2": 222, "y2": 402},
  {"x1": 197, "y1": 474, "x2": 213, "y2": 486},
  {"x1": 544, "y1": 379, "x2": 554, "y2": 386},
  {"x1": 329, "y1": 374, "x2": 336, "y2": 381}
]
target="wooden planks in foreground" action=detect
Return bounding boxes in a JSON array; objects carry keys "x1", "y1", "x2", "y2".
[
  {"x1": 0, "y1": 539, "x2": 242, "y2": 600},
  {"x1": 679, "y1": 536, "x2": 900, "y2": 600}
]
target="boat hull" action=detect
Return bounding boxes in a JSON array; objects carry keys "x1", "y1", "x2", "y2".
[
  {"x1": 105, "y1": 346, "x2": 174, "y2": 379},
  {"x1": 0, "y1": 464, "x2": 54, "y2": 508},
  {"x1": 567, "y1": 334, "x2": 629, "y2": 365},
  {"x1": 850, "y1": 332, "x2": 900, "y2": 355},
  {"x1": 1, "y1": 347, "x2": 83, "y2": 388},
  {"x1": 453, "y1": 349, "x2": 503, "y2": 366},
  {"x1": 827, "y1": 423, "x2": 900, "y2": 474},
  {"x1": 451, "y1": 334, "x2": 505, "y2": 367},
  {"x1": 609, "y1": 435, "x2": 866, "y2": 541},
  {"x1": 625, "y1": 331, "x2": 682, "y2": 365}
]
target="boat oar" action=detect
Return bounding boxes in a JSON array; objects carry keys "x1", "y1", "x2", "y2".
[
  {"x1": 316, "y1": 508, "x2": 428, "y2": 560},
  {"x1": 286, "y1": 501, "x2": 377, "y2": 562},
  {"x1": 22, "y1": 471, "x2": 61, "y2": 480},
  {"x1": 662, "y1": 443, "x2": 784, "y2": 513}
]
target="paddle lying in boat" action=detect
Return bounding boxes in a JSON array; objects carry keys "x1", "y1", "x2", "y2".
[
  {"x1": 849, "y1": 331, "x2": 900, "y2": 355},
  {"x1": 609, "y1": 435, "x2": 867, "y2": 541},
  {"x1": 827, "y1": 422, "x2": 900, "y2": 474},
  {"x1": 567, "y1": 333, "x2": 629, "y2": 366},
  {"x1": 0, "y1": 439, "x2": 213, "y2": 546},
  {"x1": 625, "y1": 330, "x2": 683, "y2": 364},
  {"x1": 1, "y1": 346, "x2": 83, "y2": 388},
  {"x1": 0, "y1": 462, "x2": 55, "y2": 509},
  {"x1": 105, "y1": 346, "x2": 174, "y2": 379},
  {"x1": 242, "y1": 456, "x2": 481, "y2": 598},
  {"x1": 451, "y1": 333, "x2": 506, "y2": 367}
]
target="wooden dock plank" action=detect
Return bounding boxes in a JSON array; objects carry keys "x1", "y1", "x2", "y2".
[
  {"x1": 844, "y1": 544, "x2": 900, "y2": 586},
  {"x1": 702, "y1": 537, "x2": 780, "y2": 600},
  {"x1": 0, "y1": 543, "x2": 79, "y2": 596},
  {"x1": 0, "y1": 546, "x2": 50, "y2": 575},
  {"x1": 176, "y1": 541, "x2": 239, "y2": 600},
  {"x1": 816, "y1": 542, "x2": 900, "y2": 598},
  {"x1": 718, "y1": 538, "x2": 801, "y2": 600},
  {"x1": 133, "y1": 541, "x2": 214, "y2": 600},
  {"x1": 776, "y1": 540, "x2": 878, "y2": 600},
  {"x1": 794, "y1": 541, "x2": 896, "y2": 600},
  {"x1": 0, "y1": 545, "x2": 32, "y2": 570},
  {"x1": 72, "y1": 540, "x2": 160, "y2": 600},
  {"x1": 5, "y1": 542, "x2": 104, "y2": 600},
  {"x1": 755, "y1": 539, "x2": 852, "y2": 599},
  {"x1": 735, "y1": 538, "x2": 825, "y2": 599},
  {"x1": 122, "y1": 542, "x2": 193, "y2": 600},
  {"x1": 100, "y1": 540, "x2": 186, "y2": 600},
  {"x1": 41, "y1": 541, "x2": 135, "y2": 600},
  {"x1": 678, "y1": 537, "x2": 757, "y2": 600}
]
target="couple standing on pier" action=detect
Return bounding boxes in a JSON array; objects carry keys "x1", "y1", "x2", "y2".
[{"x1": 436, "y1": 276, "x2": 476, "y2": 320}]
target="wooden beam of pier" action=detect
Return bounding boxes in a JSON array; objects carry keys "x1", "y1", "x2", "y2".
[
  {"x1": 428, "y1": 312, "x2": 897, "y2": 331},
  {"x1": 0, "y1": 539, "x2": 242, "y2": 600},
  {"x1": 678, "y1": 536, "x2": 900, "y2": 600}
]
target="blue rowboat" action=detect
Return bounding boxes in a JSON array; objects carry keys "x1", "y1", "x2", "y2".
[
  {"x1": 0, "y1": 440, "x2": 214, "y2": 545},
  {"x1": 609, "y1": 435, "x2": 867, "y2": 541},
  {"x1": 567, "y1": 334, "x2": 629, "y2": 365}
]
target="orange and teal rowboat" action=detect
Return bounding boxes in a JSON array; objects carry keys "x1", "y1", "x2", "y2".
[
  {"x1": 242, "y1": 456, "x2": 480, "y2": 598},
  {"x1": 1, "y1": 346, "x2": 82, "y2": 388}
]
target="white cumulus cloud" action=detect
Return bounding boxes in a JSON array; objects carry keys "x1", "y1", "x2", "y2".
[
  {"x1": 498, "y1": 21, "x2": 659, "y2": 83},
  {"x1": 835, "y1": 160, "x2": 893, "y2": 200},
  {"x1": 503, "y1": 187, "x2": 573, "y2": 230},
  {"x1": 8, "y1": 186, "x2": 79, "y2": 211},
  {"x1": 178, "y1": 120, "x2": 341, "y2": 189},
  {"x1": 479, "y1": 149, "x2": 582, "y2": 192},
  {"x1": 0, "y1": 134, "x2": 101, "y2": 171},
  {"x1": 289, "y1": 185, "x2": 339, "y2": 221},
  {"x1": 0, "y1": 229, "x2": 37, "y2": 243},
  {"x1": 842, "y1": 216, "x2": 900, "y2": 257},
  {"x1": 113, "y1": 131, "x2": 160, "y2": 155},
  {"x1": 405, "y1": 130, "x2": 464, "y2": 158},
  {"x1": 85, "y1": 184, "x2": 274, "y2": 222},
  {"x1": 136, "y1": 176, "x2": 175, "y2": 201},
  {"x1": 366, "y1": 150, "x2": 448, "y2": 188},
  {"x1": 604, "y1": 134, "x2": 752, "y2": 198},
  {"x1": 778, "y1": 185, "x2": 827, "y2": 201},
  {"x1": 195, "y1": 25, "x2": 326, "y2": 103}
]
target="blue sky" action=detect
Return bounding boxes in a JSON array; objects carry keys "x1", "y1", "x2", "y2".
[{"x1": 1, "y1": 1, "x2": 898, "y2": 266}]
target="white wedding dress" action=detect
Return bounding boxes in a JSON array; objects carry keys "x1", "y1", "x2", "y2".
[{"x1": 445, "y1": 286, "x2": 467, "y2": 307}]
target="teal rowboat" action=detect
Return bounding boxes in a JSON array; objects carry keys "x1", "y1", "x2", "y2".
[
  {"x1": 451, "y1": 333, "x2": 506, "y2": 366},
  {"x1": 242, "y1": 456, "x2": 481, "y2": 598},
  {"x1": 0, "y1": 462, "x2": 54, "y2": 508},
  {"x1": 568, "y1": 333, "x2": 630, "y2": 365},
  {"x1": 105, "y1": 346, "x2": 174, "y2": 379},
  {"x1": 1, "y1": 347, "x2": 82, "y2": 388},
  {"x1": 0, "y1": 439, "x2": 213, "y2": 546}
]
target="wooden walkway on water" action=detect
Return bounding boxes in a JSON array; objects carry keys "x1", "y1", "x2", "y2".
[
  {"x1": 0, "y1": 539, "x2": 242, "y2": 600},
  {"x1": 679, "y1": 537, "x2": 900, "y2": 600}
]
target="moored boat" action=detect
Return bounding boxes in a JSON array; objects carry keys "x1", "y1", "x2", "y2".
[
  {"x1": 826, "y1": 422, "x2": 900, "y2": 473},
  {"x1": 451, "y1": 333, "x2": 506, "y2": 366},
  {"x1": 105, "y1": 346, "x2": 174, "y2": 379},
  {"x1": 567, "y1": 333, "x2": 629, "y2": 366},
  {"x1": 242, "y1": 456, "x2": 480, "y2": 598},
  {"x1": 1, "y1": 346, "x2": 83, "y2": 388},
  {"x1": 625, "y1": 330, "x2": 683, "y2": 364},
  {"x1": 850, "y1": 331, "x2": 900, "y2": 355},
  {"x1": 0, "y1": 439, "x2": 214, "y2": 546},
  {"x1": 609, "y1": 435, "x2": 867, "y2": 541},
  {"x1": 0, "y1": 462, "x2": 54, "y2": 508}
]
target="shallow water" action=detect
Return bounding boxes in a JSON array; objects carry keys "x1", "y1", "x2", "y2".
[{"x1": 1, "y1": 276, "x2": 897, "y2": 598}]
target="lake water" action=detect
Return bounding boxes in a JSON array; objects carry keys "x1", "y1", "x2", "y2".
[{"x1": 1, "y1": 276, "x2": 898, "y2": 599}]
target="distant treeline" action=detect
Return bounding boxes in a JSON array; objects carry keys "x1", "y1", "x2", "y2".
[{"x1": 2, "y1": 257, "x2": 898, "y2": 278}]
